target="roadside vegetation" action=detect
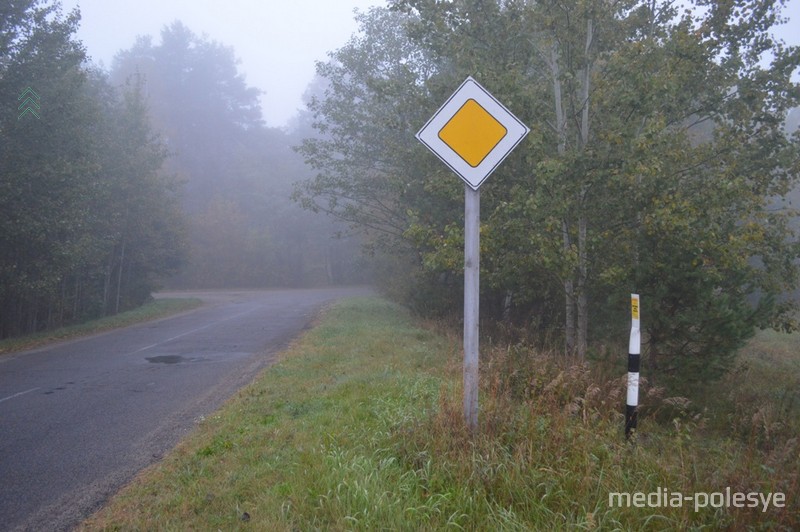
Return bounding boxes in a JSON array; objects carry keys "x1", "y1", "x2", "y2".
[
  {"x1": 1, "y1": 3, "x2": 187, "y2": 339},
  {"x1": 81, "y1": 298, "x2": 799, "y2": 530},
  {"x1": 297, "y1": 0, "x2": 800, "y2": 388},
  {"x1": 0, "y1": 298, "x2": 201, "y2": 356}
]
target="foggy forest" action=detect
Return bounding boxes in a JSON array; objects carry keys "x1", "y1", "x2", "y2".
[
  {"x1": 3, "y1": 0, "x2": 799, "y2": 381},
  {"x1": 1, "y1": 7, "x2": 365, "y2": 340}
]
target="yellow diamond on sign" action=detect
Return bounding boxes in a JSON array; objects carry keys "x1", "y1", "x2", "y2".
[
  {"x1": 438, "y1": 99, "x2": 508, "y2": 168},
  {"x1": 416, "y1": 77, "x2": 528, "y2": 189}
]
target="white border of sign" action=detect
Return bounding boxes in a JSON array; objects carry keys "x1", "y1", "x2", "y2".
[{"x1": 416, "y1": 76, "x2": 529, "y2": 190}]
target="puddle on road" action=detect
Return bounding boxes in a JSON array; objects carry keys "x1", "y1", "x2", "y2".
[
  {"x1": 144, "y1": 352, "x2": 245, "y2": 365},
  {"x1": 146, "y1": 355, "x2": 185, "y2": 364}
]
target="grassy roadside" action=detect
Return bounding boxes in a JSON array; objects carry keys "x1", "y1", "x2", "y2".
[
  {"x1": 80, "y1": 297, "x2": 798, "y2": 530},
  {"x1": 80, "y1": 297, "x2": 450, "y2": 530},
  {"x1": 0, "y1": 298, "x2": 203, "y2": 355}
]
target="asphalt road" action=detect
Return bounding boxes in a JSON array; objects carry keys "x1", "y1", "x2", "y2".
[{"x1": 0, "y1": 287, "x2": 371, "y2": 531}]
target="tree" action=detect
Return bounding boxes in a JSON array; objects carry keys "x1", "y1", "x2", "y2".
[
  {"x1": 298, "y1": 1, "x2": 800, "y2": 386},
  {"x1": 88, "y1": 73, "x2": 187, "y2": 313},
  {"x1": 1, "y1": 1, "x2": 96, "y2": 335},
  {"x1": 0, "y1": 2, "x2": 187, "y2": 338},
  {"x1": 111, "y1": 22, "x2": 263, "y2": 210},
  {"x1": 295, "y1": 7, "x2": 468, "y2": 310}
]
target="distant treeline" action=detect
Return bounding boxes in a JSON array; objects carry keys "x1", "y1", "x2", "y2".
[{"x1": 1, "y1": 3, "x2": 185, "y2": 338}]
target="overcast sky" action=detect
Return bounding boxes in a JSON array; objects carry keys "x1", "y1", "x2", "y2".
[
  {"x1": 59, "y1": 0, "x2": 385, "y2": 127},
  {"x1": 60, "y1": 0, "x2": 799, "y2": 128}
]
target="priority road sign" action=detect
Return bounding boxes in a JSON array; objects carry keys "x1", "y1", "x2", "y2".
[
  {"x1": 416, "y1": 77, "x2": 529, "y2": 433},
  {"x1": 416, "y1": 76, "x2": 529, "y2": 190}
]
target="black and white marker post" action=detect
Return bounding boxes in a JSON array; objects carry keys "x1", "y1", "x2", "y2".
[{"x1": 626, "y1": 294, "x2": 641, "y2": 438}]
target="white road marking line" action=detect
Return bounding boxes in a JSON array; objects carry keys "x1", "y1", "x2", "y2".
[
  {"x1": 0, "y1": 387, "x2": 41, "y2": 404},
  {"x1": 128, "y1": 307, "x2": 260, "y2": 355}
]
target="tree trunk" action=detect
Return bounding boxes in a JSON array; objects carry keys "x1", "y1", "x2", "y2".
[
  {"x1": 563, "y1": 221, "x2": 576, "y2": 355},
  {"x1": 502, "y1": 290, "x2": 513, "y2": 323},
  {"x1": 114, "y1": 240, "x2": 126, "y2": 315},
  {"x1": 549, "y1": 42, "x2": 576, "y2": 356},
  {"x1": 575, "y1": 18, "x2": 594, "y2": 359},
  {"x1": 73, "y1": 276, "x2": 80, "y2": 320},
  {"x1": 576, "y1": 215, "x2": 588, "y2": 358},
  {"x1": 103, "y1": 250, "x2": 115, "y2": 317},
  {"x1": 325, "y1": 245, "x2": 334, "y2": 285}
]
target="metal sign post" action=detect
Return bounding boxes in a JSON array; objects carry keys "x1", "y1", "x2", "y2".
[
  {"x1": 416, "y1": 77, "x2": 528, "y2": 432},
  {"x1": 463, "y1": 186, "x2": 480, "y2": 430}
]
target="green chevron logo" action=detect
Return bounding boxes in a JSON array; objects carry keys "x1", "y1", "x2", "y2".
[{"x1": 18, "y1": 87, "x2": 41, "y2": 120}]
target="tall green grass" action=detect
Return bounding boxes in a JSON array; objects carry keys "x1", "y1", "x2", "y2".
[{"x1": 81, "y1": 298, "x2": 798, "y2": 530}]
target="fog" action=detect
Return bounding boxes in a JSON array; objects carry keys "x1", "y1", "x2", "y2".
[
  {"x1": 60, "y1": 0, "x2": 383, "y2": 127},
  {"x1": 47, "y1": 1, "x2": 388, "y2": 293}
]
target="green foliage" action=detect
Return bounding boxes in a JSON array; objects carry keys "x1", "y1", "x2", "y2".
[
  {"x1": 0, "y1": 2, "x2": 187, "y2": 338},
  {"x1": 297, "y1": 1, "x2": 800, "y2": 387}
]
